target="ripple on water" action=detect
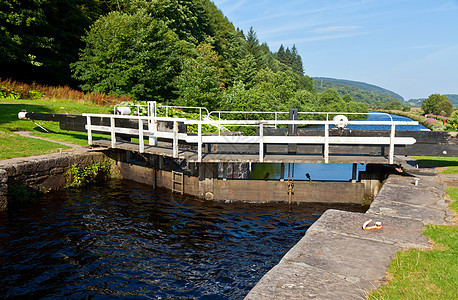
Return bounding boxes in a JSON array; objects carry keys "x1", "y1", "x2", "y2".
[{"x1": 0, "y1": 179, "x2": 366, "y2": 299}]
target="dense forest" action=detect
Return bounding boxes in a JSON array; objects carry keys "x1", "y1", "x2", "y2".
[{"x1": 0, "y1": 0, "x2": 367, "y2": 115}]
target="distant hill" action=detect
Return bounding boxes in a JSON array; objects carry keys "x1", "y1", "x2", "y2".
[
  {"x1": 313, "y1": 77, "x2": 404, "y2": 107},
  {"x1": 407, "y1": 94, "x2": 458, "y2": 107}
]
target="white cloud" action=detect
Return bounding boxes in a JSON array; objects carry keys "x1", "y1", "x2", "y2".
[
  {"x1": 312, "y1": 26, "x2": 362, "y2": 34},
  {"x1": 216, "y1": 0, "x2": 247, "y2": 14},
  {"x1": 272, "y1": 31, "x2": 368, "y2": 46}
]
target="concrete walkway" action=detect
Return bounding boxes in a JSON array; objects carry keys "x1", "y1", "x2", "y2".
[
  {"x1": 14, "y1": 131, "x2": 86, "y2": 150},
  {"x1": 245, "y1": 167, "x2": 455, "y2": 299}
]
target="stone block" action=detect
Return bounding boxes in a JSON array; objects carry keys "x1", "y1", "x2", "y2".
[
  {"x1": 245, "y1": 261, "x2": 369, "y2": 300},
  {"x1": 0, "y1": 183, "x2": 7, "y2": 195},
  {"x1": 368, "y1": 199, "x2": 452, "y2": 225},
  {"x1": 50, "y1": 167, "x2": 64, "y2": 175},
  {"x1": 385, "y1": 174, "x2": 447, "y2": 194},
  {"x1": 309, "y1": 209, "x2": 430, "y2": 248},
  {"x1": 0, "y1": 169, "x2": 7, "y2": 183},
  {"x1": 281, "y1": 231, "x2": 400, "y2": 282},
  {"x1": 375, "y1": 184, "x2": 444, "y2": 208}
]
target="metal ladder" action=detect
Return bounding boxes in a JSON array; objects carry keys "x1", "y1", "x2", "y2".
[{"x1": 172, "y1": 171, "x2": 184, "y2": 195}]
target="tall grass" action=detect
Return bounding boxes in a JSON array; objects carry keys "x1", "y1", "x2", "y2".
[{"x1": 0, "y1": 78, "x2": 132, "y2": 106}]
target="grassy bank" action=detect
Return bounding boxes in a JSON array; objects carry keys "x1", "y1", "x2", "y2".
[
  {"x1": 369, "y1": 157, "x2": 457, "y2": 299},
  {"x1": 0, "y1": 98, "x2": 110, "y2": 159},
  {"x1": 377, "y1": 109, "x2": 458, "y2": 131}
]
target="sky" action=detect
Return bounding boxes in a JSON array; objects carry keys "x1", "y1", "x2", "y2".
[{"x1": 213, "y1": 0, "x2": 458, "y2": 101}]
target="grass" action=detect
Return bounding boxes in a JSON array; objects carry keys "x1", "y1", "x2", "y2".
[
  {"x1": 0, "y1": 130, "x2": 71, "y2": 160},
  {"x1": 412, "y1": 156, "x2": 458, "y2": 168},
  {"x1": 369, "y1": 157, "x2": 457, "y2": 300},
  {"x1": 0, "y1": 98, "x2": 111, "y2": 158}
]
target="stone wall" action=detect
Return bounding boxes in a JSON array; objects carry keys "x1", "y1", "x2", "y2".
[
  {"x1": 0, "y1": 169, "x2": 7, "y2": 209},
  {"x1": 0, "y1": 151, "x2": 111, "y2": 209},
  {"x1": 116, "y1": 161, "x2": 366, "y2": 204}
]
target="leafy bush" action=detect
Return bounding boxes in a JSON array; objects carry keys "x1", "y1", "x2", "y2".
[{"x1": 66, "y1": 161, "x2": 111, "y2": 188}]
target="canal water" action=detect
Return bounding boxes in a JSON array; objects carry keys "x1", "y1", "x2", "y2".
[{"x1": 0, "y1": 180, "x2": 366, "y2": 299}]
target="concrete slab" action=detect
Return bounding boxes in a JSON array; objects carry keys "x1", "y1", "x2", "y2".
[
  {"x1": 367, "y1": 199, "x2": 452, "y2": 225},
  {"x1": 280, "y1": 231, "x2": 400, "y2": 282},
  {"x1": 384, "y1": 174, "x2": 448, "y2": 194},
  {"x1": 309, "y1": 209, "x2": 430, "y2": 248},
  {"x1": 245, "y1": 261, "x2": 370, "y2": 300},
  {"x1": 374, "y1": 184, "x2": 445, "y2": 209},
  {"x1": 438, "y1": 173, "x2": 458, "y2": 182}
]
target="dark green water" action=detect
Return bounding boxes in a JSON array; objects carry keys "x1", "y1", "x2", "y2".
[{"x1": 0, "y1": 179, "x2": 365, "y2": 299}]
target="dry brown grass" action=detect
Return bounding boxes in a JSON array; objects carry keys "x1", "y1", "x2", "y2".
[{"x1": 0, "y1": 78, "x2": 132, "y2": 106}]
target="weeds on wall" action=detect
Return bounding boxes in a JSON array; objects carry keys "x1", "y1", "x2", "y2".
[
  {"x1": 66, "y1": 160, "x2": 111, "y2": 188},
  {"x1": 6, "y1": 184, "x2": 38, "y2": 204}
]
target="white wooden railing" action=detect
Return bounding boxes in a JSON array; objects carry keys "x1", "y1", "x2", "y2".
[{"x1": 83, "y1": 111, "x2": 418, "y2": 164}]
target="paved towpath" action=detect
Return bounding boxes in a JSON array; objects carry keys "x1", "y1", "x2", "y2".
[
  {"x1": 14, "y1": 131, "x2": 86, "y2": 150},
  {"x1": 245, "y1": 165, "x2": 456, "y2": 299}
]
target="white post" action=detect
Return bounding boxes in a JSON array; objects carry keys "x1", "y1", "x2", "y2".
[
  {"x1": 173, "y1": 121, "x2": 178, "y2": 158},
  {"x1": 259, "y1": 123, "x2": 264, "y2": 162},
  {"x1": 148, "y1": 101, "x2": 157, "y2": 146},
  {"x1": 110, "y1": 116, "x2": 116, "y2": 148},
  {"x1": 198, "y1": 123, "x2": 202, "y2": 162},
  {"x1": 139, "y1": 118, "x2": 144, "y2": 153},
  {"x1": 218, "y1": 112, "x2": 221, "y2": 136},
  {"x1": 324, "y1": 123, "x2": 329, "y2": 163},
  {"x1": 389, "y1": 124, "x2": 395, "y2": 164},
  {"x1": 86, "y1": 116, "x2": 92, "y2": 145}
]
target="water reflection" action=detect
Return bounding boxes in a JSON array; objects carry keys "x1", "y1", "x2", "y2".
[
  {"x1": 0, "y1": 180, "x2": 365, "y2": 299},
  {"x1": 249, "y1": 162, "x2": 367, "y2": 181}
]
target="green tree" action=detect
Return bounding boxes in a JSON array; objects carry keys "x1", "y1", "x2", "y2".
[
  {"x1": 422, "y1": 94, "x2": 453, "y2": 116},
  {"x1": 0, "y1": 0, "x2": 107, "y2": 84},
  {"x1": 434, "y1": 98, "x2": 454, "y2": 117},
  {"x1": 290, "y1": 45, "x2": 304, "y2": 76},
  {"x1": 233, "y1": 53, "x2": 257, "y2": 88},
  {"x1": 132, "y1": 0, "x2": 210, "y2": 45},
  {"x1": 72, "y1": 10, "x2": 181, "y2": 101},
  {"x1": 173, "y1": 43, "x2": 223, "y2": 109},
  {"x1": 384, "y1": 100, "x2": 403, "y2": 110},
  {"x1": 318, "y1": 88, "x2": 341, "y2": 106},
  {"x1": 342, "y1": 94, "x2": 352, "y2": 103},
  {"x1": 245, "y1": 27, "x2": 263, "y2": 69},
  {"x1": 276, "y1": 45, "x2": 286, "y2": 62},
  {"x1": 292, "y1": 89, "x2": 317, "y2": 111}
]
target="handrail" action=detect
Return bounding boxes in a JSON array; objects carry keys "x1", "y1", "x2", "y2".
[{"x1": 83, "y1": 112, "x2": 418, "y2": 165}]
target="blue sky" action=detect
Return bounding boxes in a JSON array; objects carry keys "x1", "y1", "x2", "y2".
[{"x1": 213, "y1": 0, "x2": 458, "y2": 100}]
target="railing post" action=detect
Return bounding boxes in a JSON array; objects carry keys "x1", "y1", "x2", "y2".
[
  {"x1": 324, "y1": 123, "x2": 329, "y2": 163},
  {"x1": 110, "y1": 116, "x2": 116, "y2": 148},
  {"x1": 389, "y1": 124, "x2": 395, "y2": 164},
  {"x1": 218, "y1": 112, "x2": 221, "y2": 136},
  {"x1": 173, "y1": 121, "x2": 178, "y2": 158},
  {"x1": 86, "y1": 116, "x2": 92, "y2": 145},
  {"x1": 148, "y1": 101, "x2": 158, "y2": 146},
  {"x1": 259, "y1": 123, "x2": 264, "y2": 162},
  {"x1": 139, "y1": 118, "x2": 144, "y2": 153},
  {"x1": 198, "y1": 123, "x2": 202, "y2": 162}
]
